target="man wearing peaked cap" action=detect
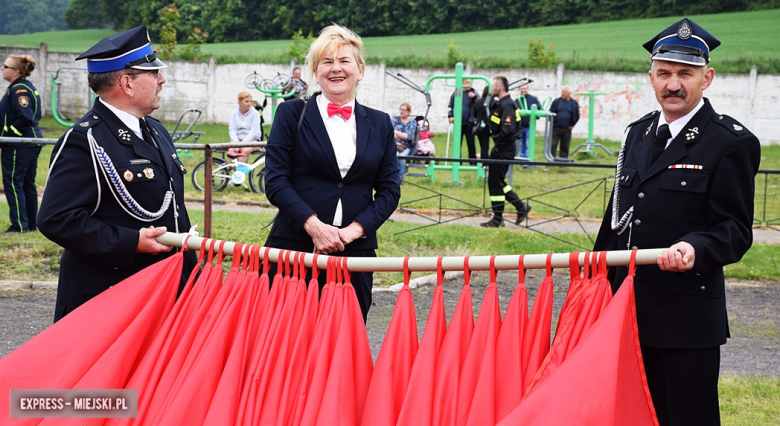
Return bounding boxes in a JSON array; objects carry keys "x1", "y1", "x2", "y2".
[
  {"x1": 594, "y1": 18, "x2": 760, "y2": 426},
  {"x1": 39, "y1": 26, "x2": 196, "y2": 322}
]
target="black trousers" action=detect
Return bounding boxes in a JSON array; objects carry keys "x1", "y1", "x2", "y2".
[
  {"x1": 264, "y1": 236, "x2": 375, "y2": 323},
  {"x1": 459, "y1": 125, "x2": 477, "y2": 164},
  {"x1": 551, "y1": 126, "x2": 572, "y2": 159},
  {"x1": 2, "y1": 146, "x2": 42, "y2": 231},
  {"x1": 641, "y1": 346, "x2": 721, "y2": 426},
  {"x1": 476, "y1": 132, "x2": 490, "y2": 160}
]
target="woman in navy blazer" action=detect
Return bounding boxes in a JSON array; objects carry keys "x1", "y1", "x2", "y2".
[{"x1": 264, "y1": 24, "x2": 401, "y2": 321}]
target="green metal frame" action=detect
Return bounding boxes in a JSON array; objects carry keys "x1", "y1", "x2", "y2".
[{"x1": 424, "y1": 62, "x2": 491, "y2": 184}]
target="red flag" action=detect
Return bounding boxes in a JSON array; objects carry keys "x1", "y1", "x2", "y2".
[
  {"x1": 431, "y1": 257, "x2": 475, "y2": 426},
  {"x1": 140, "y1": 241, "x2": 236, "y2": 425},
  {"x1": 458, "y1": 256, "x2": 502, "y2": 426},
  {"x1": 202, "y1": 245, "x2": 264, "y2": 426},
  {"x1": 361, "y1": 258, "x2": 419, "y2": 426},
  {"x1": 397, "y1": 257, "x2": 448, "y2": 426},
  {"x1": 497, "y1": 251, "x2": 659, "y2": 426},
  {"x1": 149, "y1": 244, "x2": 252, "y2": 425},
  {"x1": 0, "y1": 252, "x2": 185, "y2": 425},
  {"x1": 521, "y1": 253, "x2": 554, "y2": 396},
  {"x1": 249, "y1": 252, "x2": 308, "y2": 424},
  {"x1": 495, "y1": 255, "x2": 529, "y2": 422},
  {"x1": 272, "y1": 255, "x2": 322, "y2": 426},
  {"x1": 293, "y1": 259, "x2": 345, "y2": 426},
  {"x1": 237, "y1": 249, "x2": 293, "y2": 424},
  {"x1": 313, "y1": 259, "x2": 374, "y2": 425}
]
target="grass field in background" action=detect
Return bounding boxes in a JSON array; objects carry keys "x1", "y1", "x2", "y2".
[
  {"x1": 1, "y1": 10, "x2": 779, "y2": 72},
  {"x1": 33, "y1": 116, "x2": 780, "y2": 222}
]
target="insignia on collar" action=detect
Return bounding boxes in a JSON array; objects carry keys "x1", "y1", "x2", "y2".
[
  {"x1": 93, "y1": 115, "x2": 98, "y2": 119},
  {"x1": 124, "y1": 170, "x2": 133, "y2": 181},
  {"x1": 143, "y1": 168, "x2": 155, "y2": 179},
  {"x1": 677, "y1": 20, "x2": 692, "y2": 40},
  {"x1": 80, "y1": 121, "x2": 90, "y2": 128},
  {"x1": 733, "y1": 124, "x2": 743, "y2": 131},
  {"x1": 117, "y1": 128, "x2": 132, "y2": 142},
  {"x1": 645, "y1": 124, "x2": 653, "y2": 137},
  {"x1": 685, "y1": 127, "x2": 699, "y2": 141}
]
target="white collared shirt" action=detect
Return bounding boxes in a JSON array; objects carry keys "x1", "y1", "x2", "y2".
[
  {"x1": 657, "y1": 99, "x2": 705, "y2": 149},
  {"x1": 99, "y1": 98, "x2": 144, "y2": 140},
  {"x1": 316, "y1": 94, "x2": 357, "y2": 226}
]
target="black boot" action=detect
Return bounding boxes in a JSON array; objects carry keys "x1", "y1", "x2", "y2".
[
  {"x1": 516, "y1": 204, "x2": 532, "y2": 225},
  {"x1": 481, "y1": 202, "x2": 505, "y2": 228}
]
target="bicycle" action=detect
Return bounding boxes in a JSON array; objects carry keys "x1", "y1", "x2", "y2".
[{"x1": 192, "y1": 149, "x2": 267, "y2": 194}]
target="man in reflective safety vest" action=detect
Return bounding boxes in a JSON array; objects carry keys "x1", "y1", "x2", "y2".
[{"x1": 481, "y1": 75, "x2": 530, "y2": 228}]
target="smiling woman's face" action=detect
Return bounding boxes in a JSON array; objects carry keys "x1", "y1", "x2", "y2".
[{"x1": 315, "y1": 44, "x2": 363, "y2": 105}]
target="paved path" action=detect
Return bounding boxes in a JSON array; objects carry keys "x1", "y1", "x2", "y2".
[{"x1": 185, "y1": 198, "x2": 780, "y2": 244}]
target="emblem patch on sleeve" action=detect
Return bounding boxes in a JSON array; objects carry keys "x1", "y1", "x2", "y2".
[{"x1": 18, "y1": 96, "x2": 29, "y2": 107}]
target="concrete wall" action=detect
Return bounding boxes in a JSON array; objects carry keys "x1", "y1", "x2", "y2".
[{"x1": 3, "y1": 44, "x2": 778, "y2": 144}]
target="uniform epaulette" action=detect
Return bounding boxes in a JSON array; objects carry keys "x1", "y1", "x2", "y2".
[
  {"x1": 712, "y1": 113, "x2": 751, "y2": 137},
  {"x1": 72, "y1": 115, "x2": 101, "y2": 133},
  {"x1": 627, "y1": 110, "x2": 659, "y2": 129}
]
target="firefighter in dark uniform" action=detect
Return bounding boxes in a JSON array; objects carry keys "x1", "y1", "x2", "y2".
[
  {"x1": 593, "y1": 19, "x2": 761, "y2": 426},
  {"x1": 38, "y1": 26, "x2": 197, "y2": 322},
  {"x1": 481, "y1": 75, "x2": 531, "y2": 228},
  {"x1": 1, "y1": 54, "x2": 42, "y2": 232}
]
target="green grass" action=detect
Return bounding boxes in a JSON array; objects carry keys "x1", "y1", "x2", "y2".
[
  {"x1": 720, "y1": 376, "x2": 780, "y2": 426},
  {"x1": 2, "y1": 10, "x2": 779, "y2": 73},
  {"x1": 34, "y1": 115, "x2": 780, "y2": 222}
]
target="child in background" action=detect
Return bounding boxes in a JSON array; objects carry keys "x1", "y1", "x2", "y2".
[{"x1": 416, "y1": 120, "x2": 436, "y2": 155}]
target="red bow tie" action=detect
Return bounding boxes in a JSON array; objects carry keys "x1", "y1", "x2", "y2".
[{"x1": 327, "y1": 103, "x2": 353, "y2": 120}]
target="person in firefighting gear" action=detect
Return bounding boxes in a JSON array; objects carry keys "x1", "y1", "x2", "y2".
[{"x1": 480, "y1": 75, "x2": 531, "y2": 228}]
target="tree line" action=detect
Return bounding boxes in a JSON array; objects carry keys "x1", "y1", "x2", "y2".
[{"x1": 60, "y1": 0, "x2": 778, "y2": 42}]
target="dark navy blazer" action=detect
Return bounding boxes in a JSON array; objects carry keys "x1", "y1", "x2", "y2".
[{"x1": 264, "y1": 95, "x2": 401, "y2": 250}]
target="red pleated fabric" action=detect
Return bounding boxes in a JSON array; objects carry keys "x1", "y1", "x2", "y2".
[
  {"x1": 431, "y1": 257, "x2": 475, "y2": 426},
  {"x1": 273, "y1": 254, "x2": 322, "y2": 426},
  {"x1": 458, "y1": 256, "x2": 502, "y2": 426},
  {"x1": 396, "y1": 257, "x2": 448, "y2": 426},
  {"x1": 361, "y1": 258, "x2": 419, "y2": 426},
  {"x1": 102, "y1": 239, "x2": 204, "y2": 426},
  {"x1": 521, "y1": 253, "x2": 554, "y2": 396},
  {"x1": 496, "y1": 251, "x2": 659, "y2": 426},
  {"x1": 249, "y1": 252, "x2": 308, "y2": 425},
  {"x1": 202, "y1": 245, "x2": 263, "y2": 426},
  {"x1": 238, "y1": 250, "x2": 292, "y2": 424},
  {"x1": 0, "y1": 251, "x2": 185, "y2": 426},
  {"x1": 293, "y1": 259, "x2": 345, "y2": 426},
  {"x1": 136, "y1": 241, "x2": 227, "y2": 424},
  {"x1": 149, "y1": 244, "x2": 252, "y2": 425},
  {"x1": 313, "y1": 259, "x2": 374, "y2": 425},
  {"x1": 494, "y1": 255, "x2": 529, "y2": 423}
]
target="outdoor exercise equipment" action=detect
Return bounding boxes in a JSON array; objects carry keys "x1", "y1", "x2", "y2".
[
  {"x1": 425, "y1": 62, "x2": 490, "y2": 184},
  {"x1": 50, "y1": 67, "x2": 93, "y2": 127},
  {"x1": 244, "y1": 71, "x2": 296, "y2": 124},
  {"x1": 385, "y1": 70, "x2": 433, "y2": 178},
  {"x1": 570, "y1": 90, "x2": 613, "y2": 156},
  {"x1": 507, "y1": 77, "x2": 554, "y2": 163},
  {"x1": 169, "y1": 109, "x2": 205, "y2": 158}
]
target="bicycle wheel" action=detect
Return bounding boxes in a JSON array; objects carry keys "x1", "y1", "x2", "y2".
[
  {"x1": 192, "y1": 157, "x2": 230, "y2": 192},
  {"x1": 249, "y1": 165, "x2": 266, "y2": 194}
]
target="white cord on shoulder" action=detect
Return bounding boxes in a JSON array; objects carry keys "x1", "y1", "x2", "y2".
[
  {"x1": 87, "y1": 129, "x2": 173, "y2": 222},
  {"x1": 611, "y1": 126, "x2": 633, "y2": 235}
]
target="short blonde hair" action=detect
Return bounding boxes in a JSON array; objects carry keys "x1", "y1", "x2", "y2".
[
  {"x1": 238, "y1": 91, "x2": 252, "y2": 102},
  {"x1": 306, "y1": 24, "x2": 366, "y2": 77},
  {"x1": 400, "y1": 103, "x2": 411, "y2": 113}
]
